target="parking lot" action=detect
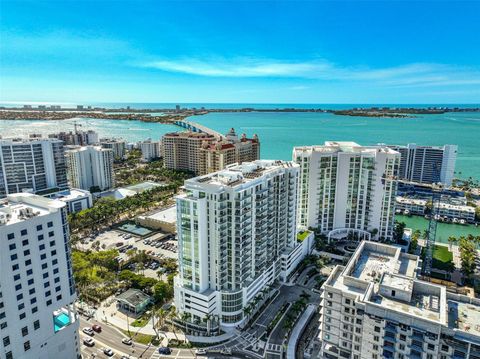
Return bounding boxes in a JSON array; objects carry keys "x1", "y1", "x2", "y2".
[{"x1": 78, "y1": 229, "x2": 178, "y2": 263}]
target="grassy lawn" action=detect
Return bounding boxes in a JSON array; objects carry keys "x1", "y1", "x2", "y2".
[
  {"x1": 131, "y1": 314, "x2": 150, "y2": 327},
  {"x1": 120, "y1": 329, "x2": 158, "y2": 345},
  {"x1": 432, "y1": 245, "x2": 454, "y2": 272},
  {"x1": 297, "y1": 230, "x2": 311, "y2": 242}
]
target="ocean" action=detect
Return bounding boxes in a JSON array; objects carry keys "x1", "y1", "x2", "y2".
[{"x1": 0, "y1": 109, "x2": 479, "y2": 179}]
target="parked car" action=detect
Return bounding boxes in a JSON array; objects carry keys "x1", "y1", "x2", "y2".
[
  {"x1": 195, "y1": 349, "x2": 207, "y2": 355},
  {"x1": 82, "y1": 327, "x2": 94, "y2": 336},
  {"x1": 92, "y1": 324, "x2": 102, "y2": 332},
  {"x1": 83, "y1": 338, "x2": 95, "y2": 347},
  {"x1": 158, "y1": 347, "x2": 171, "y2": 355},
  {"x1": 221, "y1": 348, "x2": 232, "y2": 355}
]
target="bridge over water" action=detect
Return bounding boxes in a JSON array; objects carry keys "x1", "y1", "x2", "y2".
[{"x1": 173, "y1": 120, "x2": 224, "y2": 139}]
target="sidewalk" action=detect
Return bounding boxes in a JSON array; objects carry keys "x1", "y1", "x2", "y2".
[{"x1": 93, "y1": 297, "x2": 237, "y2": 345}]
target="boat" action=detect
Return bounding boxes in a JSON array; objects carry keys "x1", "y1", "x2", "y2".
[
  {"x1": 460, "y1": 219, "x2": 466, "y2": 225},
  {"x1": 452, "y1": 218, "x2": 459, "y2": 223}
]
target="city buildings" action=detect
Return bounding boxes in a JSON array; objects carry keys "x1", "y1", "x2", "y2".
[
  {"x1": 0, "y1": 138, "x2": 68, "y2": 198},
  {"x1": 317, "y1": 240, "x2": 480, "y2": 359},
  {"x1": 174, "y1": 160, "x2": 307, "y2": 330},
  {"x1": 293, "y1": 142, "x2": 400, "y2": 241},
  {"x1": 162, "y1": 131, "x2": 216, "y2": 175},
  {"x1": 139, "y1": 139, "x2": 161, "y2": 162},
  {"x1": 387, "y1": 143, "x2": 457, "y2": 186},
  {"x1": 395, "y1": 196, "x2": 428, "y2": 215},
  {"x1": 434, "y1": 202, "x2": 476, "y2": 224},
  {"x1": 0, "y1": 193, "x2": 79, "y2": 359},
  {"x1": 200, "y1": 128, "x2": 260, "y2": 174},
  {"x1": 162, "y1": 129, "x2": 260, "y2": 175},
  {"x1": 48, "y1": 130, "x2": 98, "y2": 146},
  {"x1": 99, "y1": 138, "x2": 127, "y2": 160},
  {"x1": 47, "y1": 188, "x2": 93, "y2": 214},
  {"x1": 65, "y1": 146, "x2": 114, "y2": 191}
]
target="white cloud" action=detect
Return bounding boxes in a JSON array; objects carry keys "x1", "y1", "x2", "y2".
[{"x1": 140, "y1": 58, "x2": 480, "y2": 88}]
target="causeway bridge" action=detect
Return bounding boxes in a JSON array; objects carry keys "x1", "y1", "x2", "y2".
[{"x1": 173, "y1": 120, "x2": 224, "y2": 139}]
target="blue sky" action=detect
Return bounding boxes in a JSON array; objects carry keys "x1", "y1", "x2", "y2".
[{"x1": 1, "y1": 0, "x2": 479, "y2": 104}]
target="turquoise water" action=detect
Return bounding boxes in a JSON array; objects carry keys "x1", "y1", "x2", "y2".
[
  {"x1": 1, "y1": 110, "x2": 479, "y2": 179},
  {"x1": 396, "y1": 215, "x2": 480, "y2": 244},
  {"x1": 118, "y1": 222, "x2": 153, "y2": 236},
  {"x1": 192, "y1": 111, "x2": 480, "y2": 180},
  {"x1": 0, "y1": 118, "x2": 180, "y2": 142},
  {"x1": 54, "y1": 312, "x2": 71, "y2": 332}
]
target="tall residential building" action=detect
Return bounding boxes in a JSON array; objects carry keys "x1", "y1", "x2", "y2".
[
  {"x1": 0, "y1": 193, "x2": 79, "y2": 359},
  {"x1": 100, "y1": 138, "x2": 127, "y2": 160},
  {"x1": 386, "y1": 143, "x2": 457, "y2": 186},
  {"x1": 293, "y1": 142, "x2": 399, "y2": 240},
  {"x1": 317, "y1": 240, "x2": 480, "y2": 359},
  {"x1": 139, "y1": 139, "x2": 161, "y2": 162},
  {"x1": 0, "y1": 138, "x2": 68, "y2": 198},
  {"x1": 162, "y1": 129, "x2": 260, "y2": 175},
  {"x1": 66, "y1": 146, "x2": 114, "y2": 191},
  {"x1": 48, "y1": 130, "x2": 98, "y2": 146},
  {"x1": 200, "y1": 128, "x2": 260, "y2": 174},
  {"x1": 162, "y1": 132, "x2": 216, "y2": 175},
  {"x1": 174, "y1": 160, "x2": 300, "y2": 330}
]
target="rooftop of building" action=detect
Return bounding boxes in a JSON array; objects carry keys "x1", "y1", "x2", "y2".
[
  {"x1": 448, "y1": 299, "x2": 480, "y2": 335},
  {"x1": 142, "y1": 205, "x2": 177, "y2": 224},
  {"x1": 0, "y1": 137, "x2": 63, "y2": 144},
  {"x1": 116, "y1": 288, "x2": 151, "y2": 306},
  {"x1": 49, "y1": 188, "x2": 92, "y2": 202},
  {"x1": 186, "y1": 160, "x2": 298, "y2": 188},
  {"x1": 396, "y1": 196, "x2": 428, "y2": 205},
  {"x1": 163, "y1": 131, "x2": 215, "y2": 139},
  {"x1": 0, "y1": 193, "x2": 64, "y2": 226},
  {"x1": 293, "y1": 141, "x2": 399, "y2": 155},
  {"x1": 434, "y1": 202, "x2": 475, "y2": 212},
  {"x1": 65, "y1": 145, "x2": 111, "y2": 153},
  {"x1": 97, "y1": 181, "x2": 166, "y2": 200}
]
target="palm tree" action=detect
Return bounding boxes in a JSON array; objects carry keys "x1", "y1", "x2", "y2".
[
  {"x1": 203, "y1": 313, "x2": 213, "y2": 336},
  {"x1": 448, "y1": 236, "x2": 457, "y2": 249}
]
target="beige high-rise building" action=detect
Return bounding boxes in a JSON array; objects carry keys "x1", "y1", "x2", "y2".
[{"x1": 161, "y1": 128, "x2": 260, "y2": 175}]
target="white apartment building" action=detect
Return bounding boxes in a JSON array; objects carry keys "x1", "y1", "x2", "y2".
[
  {"x1": 317, "y1": 240, "x2": 480, "y2": 359},
  {"x1": 0, "y1": 193, "x2": 79, "y2": 359},
  {"x1": 139, "y1": 139, "x2": 161, "y2": 162},
  {"x1": 395, "y1": 196, "x2": 427, "y2": 215},
  {"x1": 293, "y1": 142, "x2": 399, "y2": 241},
  {"x1": 434, "y1": 202, "x2": 476, "y2": 223},
  {"x1": 47, "y1": 188, "x2": 93, "y2": 214},
  {"x1": 0, "y1": 138, "x2": 69, "y2": 198},
  {"x1": 66, "y1": 146, "x2": 114, "y2": 191},
  {"x1": 48, "y1": 130, "x2": 98, "y2": 146},
  {"x1": 100, "y1": 138, "x2": 127, "y2": 160},
  {"x1": 387, "y1": 143, "x2": 457, "y2": 186},
  {"x1": 174, "y1": 160, "x2": 301, "y2": 330}
]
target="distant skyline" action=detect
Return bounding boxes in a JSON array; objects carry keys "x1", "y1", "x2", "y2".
[{"x1": 1, "y1": 1, "x2": 480, "y2": 104}]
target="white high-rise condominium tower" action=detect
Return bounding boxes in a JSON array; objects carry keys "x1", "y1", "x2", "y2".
[
  {"x1": 0, "y1": 193, "x2": 79, "y2": 359},
  {"x1": 317, "y1": 240, "x2": 480, "y2": 359},
  {"x1": 293, "y1": 142, "x2": 399, "y2": 241},
  {"x1": 174, "y1": 160, "x2": 299, "y2": 330},
  {"x1": 386, "y1": 143, "x2": 457, "y2": 186},
  {"x1": 66, "y1": 146, "x2": 114, "y2": 191},
  {"x1": 139, "y1": 139, "x2": 161, "y2": 162},
  {"x1": 0, "y1": 138, "x2": 68, "y2": 199}
]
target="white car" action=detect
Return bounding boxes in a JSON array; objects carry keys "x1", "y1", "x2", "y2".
[
  {"x1": 83, "y1": 337, "x2": 95, "y2": 347},
  {"x1": 82, "y1": 327, "x2": 94, "y2": 336},
  {"x1": 195, "y1": 349, "x2": 207, "y2": 355}
]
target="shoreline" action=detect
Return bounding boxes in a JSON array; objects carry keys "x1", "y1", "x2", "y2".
[{"x1": 1, "y1": 106, "x2": 480, "y2": 122}]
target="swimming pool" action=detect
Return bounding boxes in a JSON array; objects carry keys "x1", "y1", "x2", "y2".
[
  {"x1": 118, "y1": 222, "x2": 153, "y2": 237},
  {"x1": 54, "y1": 312, "x2": 71, "y2": 332}
]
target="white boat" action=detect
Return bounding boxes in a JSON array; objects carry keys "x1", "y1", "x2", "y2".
[
  {"x1": 460, "y1": 219, "x2": 466, "y2": 225},
  {"x1": 452, "y1": 218, "x2": 459, "y2": 223}
]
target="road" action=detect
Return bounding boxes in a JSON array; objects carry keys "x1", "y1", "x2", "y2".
[{"x1": 79, "y1": 317, "x2": 198, "y2": 359}]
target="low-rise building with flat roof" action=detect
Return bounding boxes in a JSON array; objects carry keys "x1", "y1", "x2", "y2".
[
  {"x1": 137, "y1": 205, "x2": 177, "y2": 233},
  {"x1": 116, "y1": 289, "x2": 152, "y2": 315}
]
